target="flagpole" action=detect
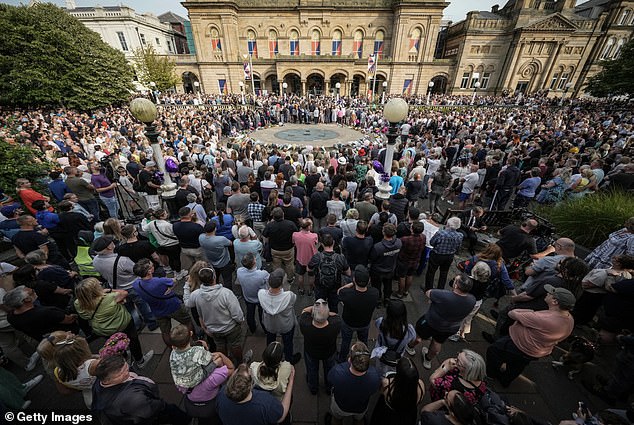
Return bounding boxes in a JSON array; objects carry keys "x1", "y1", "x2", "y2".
[
  {"x1": 249, "y1": 53, "x2": 255, "y2": 98},
  {"x1": 372, "y1": 53, "x2": 378, "y2": 104}
]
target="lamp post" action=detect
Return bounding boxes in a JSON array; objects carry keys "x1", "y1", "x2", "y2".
[
  {"x1": 471, "y1": 81, "x2": 481, "y2": 105},
  {"x1": 243, "y1": 53, "x2": 256, "y2": 99},
  {"x1": 129, "y1": 98, "x2": 177, "y2": 214},
  {"x1": 282, "y1": 82, "x2": 288, "y2": 100},
  {"x1": 335, "y1": 82, "x2": 341, "y2": 102},
  {"x1": 239, "y1": 81, "x2": 245, "y2": 105},
  {"x1": 559, "y1": 82, "x2": 573, "y2": 106},
  {"x1": 149, "y1": 81, "x2": 157, "y2": 104},
  {"x1": 426, "y1": 81, "x2": 435, "y2": 106},
  {"x1": 382, "y1": 81, "x2": 388, "y2": 105},
  {"x1": 376, "y1": 98, "x2": 409, "y2": 200}
]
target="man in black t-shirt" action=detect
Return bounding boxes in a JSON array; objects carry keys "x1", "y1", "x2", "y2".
[
  {"x1": 496, "y1": 220, "x2": 539, "y2": 261},
  {"x1": 308, "y1": 234, "x2": 351, "y2": 313},
  {"x1": 299, "y1": 299, "x2": 341, "y2": 395},
  {"x1": 341, "y1": 221, "x2": 373, "y2": 272},
  {"x1": 138, "y1": 161, "x2": 161, "y2": 209},
  {"x1": 172, "y1": 207, "x2": 204, "y2": 271},
  {"x1": 336, "y1": 266, "x2": 378, "y2": 362},
  {"x1": 262, "y1": 207, "x2": 298, "y2": 283},
  {"x1": 174, "y1": 176, "x2": 199, "y2": 210},
  {"x1": 12, "y1": 215, "x2": 68, "y2": 268}
]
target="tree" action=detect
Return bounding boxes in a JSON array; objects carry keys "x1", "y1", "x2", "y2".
[
  {"x1": 0, "y1": 138, "x2": 53, "y2": 197},
  {"x1": 133, "y1": 45, "x2": 180, "y2": 92},
  {"x1": 587, "y1": 39, "x2": 634, "y2": 98},
  {"x1": 0, "y1": 3, "x2": 134, "y2": 110}
]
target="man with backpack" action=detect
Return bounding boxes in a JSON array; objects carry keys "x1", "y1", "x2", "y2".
[{"x1": 307, "y1": 233, "x2": 351, "y2": 313}]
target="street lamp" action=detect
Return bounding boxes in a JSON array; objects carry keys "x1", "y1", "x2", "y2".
[
  {"x1": 426, "y1": 81, "x2": 435, "y2": 106},
  {"x1": 471, "y1": 81, "x2": 481, "y2": 105},
  {"x1": 282, "y1": 82, "x2": 288, "y2": 100},
  {"x1": 243, "y1": 53, "x2": 256, "y2": 98},
  {"x1": 193, "y1": 81, "x2": 201, "y2": 103},
  {"x1": 239, "y1": 81, "x2": 245, "y2": 105},
  {"x1": 129, "y1": 98, "x2": 177, "y2": 213},
  {"x1": 382, "y1": 81, "x2": 388, "y2": 105},
  {"x1": 560, "y1": 82, "x2": 574, "y2": 106},
  {"x1": 335, "y1": 82, "x2": 341, "y2": 102},
  {"x1": 149, "y1": 81, "x2": 157, "y2": 104},
  {"x1": 377, "y1": 98, "x2": 409, "y2": 200}
]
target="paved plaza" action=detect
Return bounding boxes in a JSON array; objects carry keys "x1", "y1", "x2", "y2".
[{"x1": 248, "y1": 124, "x2": 371, "y2": 148}]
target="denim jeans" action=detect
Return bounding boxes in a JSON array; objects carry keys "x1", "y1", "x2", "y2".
[
  {"x1": 78, "y1": 199, "x2": 100, "y2": 223},
  {"x1": 245, "y1": 301, "x2": 265, "y2": 334},
  {"x1": 100, "y1": 195, "x2": 119, "y2": 219},
  {"x1": 338, "y1": 321, "x2": 370, "y2": 362},
  {"x1": 266, "y1": 327, "x2": 295, "y2": 362},
  {"x1": 304, "y1": 351, "x2": 336, "y2": 394}
]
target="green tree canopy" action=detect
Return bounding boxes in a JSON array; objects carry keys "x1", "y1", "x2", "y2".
[
  {"x1": 133, "y1": 45, "x2": 180, "y2": 92},
  {"x1": 0, "y1": 138, "x2": 53, "y2": 197},
  {"x1": 0, "y1": 3, "x2": 134, "y2": 110},
  {"x1": 587, "y1": 38, "x2": 634, "y2": 98}
]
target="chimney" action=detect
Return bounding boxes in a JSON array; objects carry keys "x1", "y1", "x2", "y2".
[
  {"x1": 66, "y1": 0, "x2": 77, "y2": 9},
  {"x1": 491, "y1": 4, "x2": 499, "y2": 13}
]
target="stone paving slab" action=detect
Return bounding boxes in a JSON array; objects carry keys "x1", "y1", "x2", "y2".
[{"x1": 247, "y1": 123, "x2": 370, "y2": 148}]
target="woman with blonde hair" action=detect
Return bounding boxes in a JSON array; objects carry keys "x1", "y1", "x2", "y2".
[
  {"x1": 74, "y1": 278, "x2": 153, "y2": 368},
  {"x1": 52, "y1": 333, "x2": 99, "y2": 407},
  {"x1": 103, "y1": 218, "x2": 124, "y2": 245},
  {"x1": 36, "y1": 331, "x2": 70, "y2": 375}
]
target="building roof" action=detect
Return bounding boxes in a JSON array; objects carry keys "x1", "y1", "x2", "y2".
[
  {"x1": 158, "y1": 11, "x2": 188, "y2": 24},
  {"x1": 66, "y1": 5, "x2": 126, "y2": 11},
  {"x1": 575, "y1": 0, "x2": 610, "y2": 11},
  {"x1": 476, "y1": 11, "x2": 506, "y2": 20}
]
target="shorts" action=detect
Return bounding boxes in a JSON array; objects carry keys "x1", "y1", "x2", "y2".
[
  {"x1": 295, "y1": 262, "x2": 307, "y2": 276},
  {"x1": 395, "y1": 261, "x2": 416, "y2": 277},
  {"x1": 415, "y1": 315, "x2": 455, "y2": 344},
  {"x1": 157, "y1": 304, "x2": 193, "y2": 334},
  {"x1": 458, "y1": 192, "x2": 471, "y2": 202}
]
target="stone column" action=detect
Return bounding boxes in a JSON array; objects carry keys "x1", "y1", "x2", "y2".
[
  {"x1": 325, "y1": 80, "x2": 331, "y2": 95},
  {"x1": 301, "y1": 80, "x2": 306, "y2": 96},
  {"x1": 278, "y1": 81, "x2": 283, "y2": 95}
]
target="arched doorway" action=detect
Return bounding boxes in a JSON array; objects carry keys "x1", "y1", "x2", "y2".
[
  {"x1": 306, "y1": 73, "x2": 324, "y2": 96},
  {"x1": 368, "y1": 74, "x2": 386, "y2": 100},
  {"x1": 283, "y1": 73, "x2": 301, "y2": 95},
  {"x1": 351, "y1": 74, "x2": 364, "y2": 97},
  {"x1": 330, "y1": 73, "x2": 346, "y2": 96},
  {"x1": 265, "y1": 75, "x2": 279, "y2": 95},
  {"x1": 253, "y1": 75, "x2": 261, "y2": 95},
  {"x1": 431, "y1": 75, "x2": 448, "y2": 94},
  {"x1": 182, "y1": 72, "x2": 199, "y2": 94}
]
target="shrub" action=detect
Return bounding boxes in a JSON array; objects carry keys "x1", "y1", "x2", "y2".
[
  {"x1": 540, "y1": 190, "x2": 634, "y2": 249},
  {"x1": 0, "y1": 138, "x2": 53, "y2": 197}
]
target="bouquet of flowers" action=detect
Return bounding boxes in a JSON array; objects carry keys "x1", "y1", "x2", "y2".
[{"x1": 99, "y1": 332, "x2": 130, "y2": 359}]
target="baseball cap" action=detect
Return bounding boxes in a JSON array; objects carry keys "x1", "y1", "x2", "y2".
[
  {"x1": 92, "y1": 235, "x2": 115, "y2": 253},
  {"x1": 544, "y1": 284, "x2": 576, "y2": 310},
  {"x1": 0, "y1": 203, "x2": 21, "y2": 217},
  {"x1": 354, "y1": 265, "x2": 370, "y2": 284},
  {"x1": 145, "y1": 161, "x2": 157, "y2": 167}
]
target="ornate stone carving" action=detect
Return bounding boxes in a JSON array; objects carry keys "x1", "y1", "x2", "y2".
[{"x1": 524, "y1": 15, "x2": 577, "y2": 32}]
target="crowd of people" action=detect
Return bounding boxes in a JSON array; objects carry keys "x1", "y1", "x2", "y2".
[{"x1": 0, "y1": 91, "x2": 633, "y2": 425}]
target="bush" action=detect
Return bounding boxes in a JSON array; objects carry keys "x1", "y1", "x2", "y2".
[
  {"x1": 0, "y1": 138, "x2": 53, "y2": 197},
  {"x1": 540, "y1": 191, "x2": 634, "y2": 249}
]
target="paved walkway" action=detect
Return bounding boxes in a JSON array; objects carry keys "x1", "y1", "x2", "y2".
[
  {"x1": 247, "y1": 123, "x2": 370, "y2": 148},
  {"x1": 12, "y1": 252, "x2": 621, "y2": 424}
]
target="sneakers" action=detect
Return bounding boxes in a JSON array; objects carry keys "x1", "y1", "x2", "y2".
[
  {"x1": 448, "y1": 334, "x2": 461, "y2": 342},
  {"x1": 174, "y1": 270, "x2": 189, "y2": 280},
  {"x1": 133, "y1": 350, "x2": 155, "y2": 369},
  {"x1": 290, "y1": 353, "x2": 302, "y2": 365},
  {"x1": 422, "y1": 353, "x2": 432, "y2": 370},
  {"x1": 25, "y1": 352, "x2": 40, "y2": 372},
  {"x1": 405, "y1": 345, "x2": 416, "y2": 356},
  {"x1": 23, "y1": 375, "x2": 43, "y2": 393}
]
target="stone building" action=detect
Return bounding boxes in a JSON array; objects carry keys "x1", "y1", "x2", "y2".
[{"x1": 171, "y1": 0, "x2": 633, "y2": 97}]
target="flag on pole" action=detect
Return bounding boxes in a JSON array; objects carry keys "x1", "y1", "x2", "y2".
[
  {"x1": 243, "y1": 61, "x2": 251, "y2": 80},
  {"x1": 402, "y1": 79, "x2": 413, "y2": 95},
  {"x1": 218, "y1": 79, "x2": 227, "y2": 95},
  {"x1": 368, "y1": 54, "x2": 376, "y2": 74}
]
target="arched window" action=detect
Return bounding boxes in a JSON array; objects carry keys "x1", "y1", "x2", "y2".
[
  {"x1": 619, "y1": 9, "x2": 631, "y2": 25},
  {"x1": 211, "y1": 28, "x2": 221, "y2": 52},
  {"x1": 409, "y1": 28, "x2": 422, "y2": 56},
  {"x1": 290, "y1": 30, "x2": 300, "y2": 56},
  {"x1": 311, "y1": 30, "x2": 321, "y2": 56},
  {"x1": 353, "y1": 30, "x2": 363, "y2": 58},
  {"x1": 268, "y1": 30, "x2": 278, "y2": 58},
  {"x1": 247, "y1": 30, "x2": 258, "y2": 58},
  {"x1": 332, "y1": 30, "x2": 342, "y2": 56},
  {"x1": 614, "y1": 38, "x2": 625, "y2": 58},
  {"x1": 374, "y1": 30, "x2": 385, "y2": 58},
  {"x1": 601, "y1": 37, "x2": 615, "y2": 59}
]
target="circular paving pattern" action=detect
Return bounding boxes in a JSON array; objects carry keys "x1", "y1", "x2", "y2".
[
  {"x1": 274, "y1": 128, "x2": 340, "y2": 142},
  {"x1": 248, "y1": 123, "x2": 368, "y2": 147}
]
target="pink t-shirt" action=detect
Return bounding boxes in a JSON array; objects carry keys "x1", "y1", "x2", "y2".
[
  {"x1": 509, "y1": 309, "x2": 574, "y2": 358},
  {"x1": 180, "y1": 365, "x2": 229, "y2": 402},
  {"x1": 293, "y1": 230, "x2": 318, "y2": 266}
]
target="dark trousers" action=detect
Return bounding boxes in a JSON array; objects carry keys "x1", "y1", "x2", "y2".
[
  {"x1": 158, "y1": 244, "x2": 182, "y2": 272},
  {"x1": 78, "y1": 199, "x2": 100, "y2": 224},
  {"x1": 245, "y1": 301, "x2": 265, "y2": 334},
  {"x1": 486, "y1": 335, "x2": 537, "y2": 387},
  {"x1": 266, "y1": 327, "x2": 295, "y2": 362},
  {"x1": 371, "y1": 271, "x2": 395, "y2": 301},
  {"x1": 424, "y1": 252, "x2": 454, "y2": 290},
  {"x1": 315, "y1": 286, "x2": 339, "y2": 314},
  {"x1": 122, "y1": 319, "x2": 143, "y2": 362},
  {"x1": 304, "y1": 351, "x2": 336, "y2": 394},
  {"x1": 493, "y1": 189, "x2": 512, "y2": 211},
  {"x1": 339, "y1": 321, "x2": 370, "y2": 362},
  {"x1": 459, "y1": 229, "x2": 478, "y2": 254},
  {"x1": 214, "y1": 262, "x2": 234, "y2": 289}
]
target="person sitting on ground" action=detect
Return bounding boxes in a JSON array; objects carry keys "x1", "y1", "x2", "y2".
[{"x1": 429, "y1": 349, "x2": 487, "y2": 406}]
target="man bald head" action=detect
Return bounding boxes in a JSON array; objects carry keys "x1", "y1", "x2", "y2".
[
  {"x1": 554, "y1": 238, "x2": 575, "y2": 255},
  {"x1": 316, "y1": 182, "x2": 324, "y2": 191}
]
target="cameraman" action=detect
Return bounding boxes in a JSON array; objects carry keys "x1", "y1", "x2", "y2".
[{"x1": 91, "y1": 163, "x2": 119, "y2": 219}]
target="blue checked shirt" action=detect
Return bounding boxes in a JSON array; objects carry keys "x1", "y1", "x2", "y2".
[{"x1": 430, "y1": 229, "x2": 463, "y2": 255}]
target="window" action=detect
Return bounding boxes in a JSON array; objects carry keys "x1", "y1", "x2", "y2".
[
  {"x1": 550, "y1": 72, "x2": 560, "y2": 90},
  {"x1": 116, "y1": 32, "x2": 128, "y2": 51},
  {"x1": 614, "y1": 39, "x2": 625, "y2": 58},
  {"x1": 268, "y1": 30, "x2": 278, "y2": 58},
  {"x1": 140, "y1": 33, "x2": 146, "y2": 45},
  {"x1": 470, "y1": 72, "x2": 480, "y2": 88},
  {"x1": 481, "y1": 72, "x2": 491, "y2": 89},
  {"x1": 311, "y1": 30, "x2": 321, "y2": 55},
  {"x1": 247, "y1": 30, "x2": 258, "y2": 58},
  {"x1": 167, "y1": 40, "x2": 173, "y2": 53},
  {"x1": 353, "y1": 30, "x2": 363, "y2": 58},
  {"x1": 332, "y1": 30, "x2": 342, "y2": 56},
  {"x1": 601, "y1": 37, "x2": 615, "y2": 59},
  {"x1": 460, "y1": 72, "x2": 470, "y2": 89},
  {"x1": 290, "y1": 30, "x2": 299, "y2": 56},
  {"x1": 373, "y1": 30, "x2": 385, "y2": 58},
  {"x1": 211, "y1": 29, "x2": 222, "y2": 52},
  {"x1": 557, "y1": 72, "x2": 569, "y2": 90},
  {"x1": 409, "y1": 28, "x2": 421, "y2": 55},
  {"x1": 619, "y1": 9, "x2": 631, "y2": 25},
  {"x1": 155, "y1": 37, "x2": 160, "y2": 46}
]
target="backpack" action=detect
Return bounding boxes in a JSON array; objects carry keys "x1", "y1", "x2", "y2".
[{"x1": 318, "y1": 252, "x2": 340, "y2": 289}]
